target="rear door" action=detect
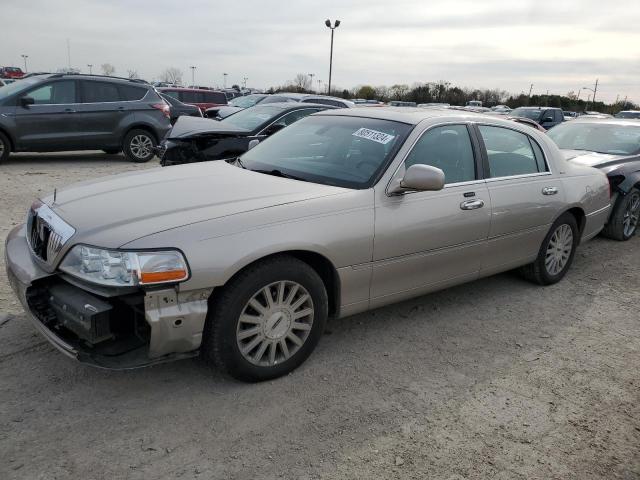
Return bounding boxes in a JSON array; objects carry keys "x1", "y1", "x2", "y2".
[
  {"x1": 475, "y1": 124, "x2": 565, "y2": 273},
  {"x1": 13, "y1": 79, "x2": 81, "y2": 150}
]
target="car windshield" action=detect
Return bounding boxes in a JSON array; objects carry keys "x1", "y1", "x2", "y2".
[
  {"x1": 511, "y1": 108, "x2": 543, "y2": 121},
  {"x1": 0, "y1": 77, "x2": 39, "y2": 100},
  {"x1": 615, "y1": 111, "x2": 640, "y2": 119},
  {"x1": 548, "y1": 122, "x2": 640, "y2": 155},
  {"x1": 229, "y1": 94, "x2": 266, "y2": 108},
  {"x1": 220, "y1": 105, "x2": 285, "y2": 131},
  {"x1": 239, "y1": 115, "x2": 412, "y2": 189}
]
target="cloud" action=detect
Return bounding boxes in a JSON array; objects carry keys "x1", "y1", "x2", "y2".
[{"x1": 1, "y1": 0, "x2": 638, "y2": 102}]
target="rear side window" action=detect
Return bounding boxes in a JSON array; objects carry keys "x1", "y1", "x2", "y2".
[
  {"x1": 25, "y1": 81, "x2": 77, "y2": 104},
  {"x1": 82, "y1": 81, "x2": 120, "y2": 103},
  {"x1": 162, "y1": 90, "x2": 179, "y2": 99},
  {"x1": 119, "y1": 85, "x2": 147, "y2": 101},
  {"x1": 303, "y1": 98, "x2": 345, "y2": 108},
  {"x1": 180, "y1": 91, "x2": 204, "y2": 103},
  {"x1": 203, "y1": 91, "x2": 226, "y2": 104},
  {"x1": 479, "y1": 125, "x2": 547, "y2": 178}
]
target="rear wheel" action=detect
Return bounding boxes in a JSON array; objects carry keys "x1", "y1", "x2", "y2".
[
  {"x1": 0, "y1": 131, "x2": 10, "y2": 163},
  {"x1": 520, "y1": 213, "x2": 579, "y2": 285},
  {"x1": 123, "y1": 129, "x2": 156, "y2": 163},
  {"x1": 202, "y1": 256, "x2": 328, "y2": 382},
  {"x1": 602, "y1": 188, "x2": 640, "y2": 241}
]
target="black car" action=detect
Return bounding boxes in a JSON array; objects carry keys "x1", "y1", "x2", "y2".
[
  {"x1": 548, "y1": 118, "x2": 640, "y2": 240},
  {"x1": 159, "y1": 103, "x2": 335, "y2": 166},
  {"x1": 160, "y1": 93, "x2": 202, "y2": 124},
  {"x1": 0, "y1": 73, "x2": 171, "y2": 162},
  {"x1": 205, "y1": 93, "x2": 298, "y2": 119},
  {"x1": 511, "y1": 106, "x2": 564, "y2": 130}
]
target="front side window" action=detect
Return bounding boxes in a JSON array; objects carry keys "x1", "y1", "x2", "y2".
[
  {"x1": 404, "y1": 125, "x2": 476, "y2": 184},
  {"x1": 479, "y1": 125, "x2": 546, "y2": 178},
  {"x1": 82, "y1": 81, "x2": 119, "y2": 103},
  {"x1": 240, "y1": 115, "x2": 412, "y2": 189},
  {"x1": 25, "y1": 81, "x2": 76, "y2": 104}
]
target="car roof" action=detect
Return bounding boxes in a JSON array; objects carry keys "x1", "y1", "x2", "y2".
[
  {"x1": 158, "y1": 87, "x2": 225, "y2": 93},
  {"x1": 567, "y1": 117, "x2": 640, "y2": 127},
  {"x1": 513, "y1": 106, "x2": 560, "y2": 110},
  {"x1": 313, "y1": 106, "x2": 522, "y2": 125}
]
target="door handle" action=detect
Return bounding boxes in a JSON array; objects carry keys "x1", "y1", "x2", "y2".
[
  {"x1": 63, "y1": 108, "x2": 76, "y2": 113},
  {"x1": 460, "y1": 199, "x2": 485, "y2": 210},
  {"x1": 542, "y1": 186, "x2": 558, "y2": 195}
]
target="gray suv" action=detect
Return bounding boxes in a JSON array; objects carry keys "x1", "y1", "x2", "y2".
[{"x1": 0, "y1": 74, "x2": 171, "y2": 162}]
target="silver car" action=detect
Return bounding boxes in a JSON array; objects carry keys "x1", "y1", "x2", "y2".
[{"x1": 5, "y1": 108, "x2": 611, "y2": 381}]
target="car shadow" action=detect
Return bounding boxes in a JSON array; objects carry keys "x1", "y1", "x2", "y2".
[{"x1": 4, "y1": 151, "x2": 140, "y2": 165}]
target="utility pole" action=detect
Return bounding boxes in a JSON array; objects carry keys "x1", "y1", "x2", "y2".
[
  {"x1": 189, "y1": 66, "x2": 196, "y2": 86},
  {"x1": 87, "y1": 64, "x2": 93, "y2": 74},
  {"x1": 576, "y1": 88, "x2": 581, "y2": 100},
  {"x1": 21, "y1": 54, "x2": 28, "y2": 73},
  {"x1": 66, "y1": 39, "x2": 71, "y2": 69},
  {"x1": 325, "y1": 19, "x2": 340, "y2": 95},
  {"x1": 223, "y1": 73, "x2": 228, "y2": 88},
  {"x1": 582, "y1": 79, "x2": 599, "y2": 111},
  {"x1": 528, "y1": 83, "x2": 533, "y2": 98},
  {"x1": 243, "y1": 76, "x2": 248, "y2": 88},
  {"x1": 318, "y1": 79, "x2": 322, "y2": 93}
]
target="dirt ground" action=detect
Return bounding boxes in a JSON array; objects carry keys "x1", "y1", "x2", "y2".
[{"x1": 1, "y1": 152, "x2": 639, "y2": 480}]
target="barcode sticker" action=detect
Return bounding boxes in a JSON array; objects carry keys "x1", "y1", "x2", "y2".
[{"x1": 352, "y1": 128, "x2": 395, "y2": 145}]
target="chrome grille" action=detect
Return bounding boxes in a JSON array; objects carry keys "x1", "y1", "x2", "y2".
[{"x1": 26, "y1": 203, "x2": 76, "y2": 267}]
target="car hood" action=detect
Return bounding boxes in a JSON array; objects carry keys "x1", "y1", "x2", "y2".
[
  {"x1": 167, "y1": 115, "x2": 250, "y2": 139},
  {"x1": 42, "y1": 161, "x2": 347, "y2": 249},
  {"x1": 561, "y1": 149, "x2": 629, "y2": 167}
]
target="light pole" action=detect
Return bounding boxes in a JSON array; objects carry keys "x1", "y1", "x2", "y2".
[
  {"x1": 582, "y1": 79, "x2": 598, "y2": 111},
  {"x1": 243, "y1": 76, "x2": 248, "y2": 88},
  {"x1": 318, "y1": 79, "x2": 323, "y2": 93},
  {"x1": 528, "y1": 83, "x2": 533, "y2": 98},
  {"x1": 325, "y1": 19, "x2": 340, "y2": 96},
  {"x1": 308, "y1": 73, "x2": 315, "y2": 92},
  {"x1": 190, "y1": 66, "x2": 196, "y2": 86},
  {"x1": 87, "y1": 64, "x2": 93, "y2": 74},
  {"x1": 223, "y1": 73, "x2": 228, "y2": 88},
  {"x1": 21, "y1": 54, "x2": 28, "y2": 73}
]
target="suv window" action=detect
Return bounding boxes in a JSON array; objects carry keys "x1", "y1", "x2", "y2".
[
  {"x1": 119, "y1": 84, "x2": 147, "y2": 101},
  {"x1": 25, "y1": 81, "x2": 77, "y2": 104},
  {"x1": 554, "y1": 109, "x2": 563, "y2": 122},
  {"x1": 478, "y1": 125, "x2": 546, "y2": 178},
  {"x1": 203, "y1": 91, "x2": 226, "y2": 104},
  {"x1": 82, "y1": 81, "x2": 120, "y2": 103},
  {"x1": 180, "y1": 91, "x2": 203, "y2": 103},
  {"x1": 404, "y1": 125, "x2": 476, "y2": 184}
]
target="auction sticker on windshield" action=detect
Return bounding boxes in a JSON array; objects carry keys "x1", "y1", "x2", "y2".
[{"x1": 352, "y1": 127, "x2": 395, "y2": 145}]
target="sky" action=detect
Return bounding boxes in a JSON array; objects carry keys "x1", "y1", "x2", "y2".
[{"x1": 1, "y1": 0, "x2": 639, "y2": 103}]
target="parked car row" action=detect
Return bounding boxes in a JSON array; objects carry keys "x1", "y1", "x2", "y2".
[{"x1": 9, "y1": 104, "x2": 639, "y2": 384}]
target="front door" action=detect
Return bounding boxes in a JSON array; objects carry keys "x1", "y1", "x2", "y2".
[
  {"x1": 371, "y1": 124, "x2": 491, "y2": 307},
  {"x1": 13, "y1": 80, "x2": 81, "y2": 150}
]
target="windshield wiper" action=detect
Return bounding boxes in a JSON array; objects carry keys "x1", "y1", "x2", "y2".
[
  {"x1": 251, "y1": 169, "x2": 309, "y2": 182},
  {"x1": 234, "y1": 156, "x2": 246, "y2": 169}
]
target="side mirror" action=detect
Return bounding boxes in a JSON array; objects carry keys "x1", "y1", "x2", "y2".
[
  {"x1": 248, "y1": 139, "x2": 260, "y2": 150},
  {"x1": 389, "y1": 164, "x2": 445, "y2": 194},
  {"x1": 542, "y1": 116, "x2": 554, "y2": 123},
  {"x1": 20, "y1": 96, "x2": 35, "y2": 108}
]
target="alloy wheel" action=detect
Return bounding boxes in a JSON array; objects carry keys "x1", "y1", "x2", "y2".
[
  {"x1": 623, "y1": 192, "x2": 640, "y2": 238},
  {"x1": 236, "y1": 281, "x2": 314, "y2": 367},
  {"x1": 545, "y1": 224, "x2": 573, "y2": 275},
  {"x1": 129, "y1": 134, "x2": 153, "y2": 159}
]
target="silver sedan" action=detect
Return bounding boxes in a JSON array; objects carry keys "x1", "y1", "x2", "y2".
[{"x1": 5, "y1": 108, "x2": 611, "y2": 381}]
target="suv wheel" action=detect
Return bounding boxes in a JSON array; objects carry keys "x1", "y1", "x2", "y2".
[
  {"x1": 602, "y1": 188, "x2": 640, "y2": 241},
  {"x1": 520, "y1": 212, "x2": 579, "y2": 285},
  {"x1": 0, "y1": 131, "x2": 10, "y2": 162},
  {"x1": 123, "y1": 129, "x2": 156, "y2": 163},
  {"x1": 202, "y1": 256, "x2": 328, "y2": 382}
]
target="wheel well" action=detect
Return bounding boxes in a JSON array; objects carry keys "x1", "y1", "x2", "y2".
[
  {"x1": 213, "y1": 251, "x2": 341, "y2": 318},
  {"x1": 0, "y1": 127, "x2": 14, "y2": 151},
  {"x1": 123, "y1": 125, "x2": 159, "y2": 145},
  {"x1": 567, "y1": 207, "x2": 586, "y2": 235}
]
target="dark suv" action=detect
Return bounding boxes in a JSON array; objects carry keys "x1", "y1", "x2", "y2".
[
  {"x1": 0, "y1": 73, "x2": 171, "y2": 162},
  {"x1": 510, "y1": 107, "x2": 564, "y2": 130}
]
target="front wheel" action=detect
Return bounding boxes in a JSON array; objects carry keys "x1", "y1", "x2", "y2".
[
  {"x1": 602, "y1": 188, "x2": 640, "y2": 241},
  {"x1": 202, "y1": 256, "x2": 328, "y2": 382},
  {"x1": 520, "y1": 213, "x2": 579, "y2": 285},
  {"x1": 123, "y1": 129, "x2": 156, "y2": 163},
  {"x1": 0, "y1": 131, "x2": 10, "y2": 163}
]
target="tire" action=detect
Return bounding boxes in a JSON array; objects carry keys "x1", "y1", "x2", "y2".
[
  {"x1": 122, "y1": 129, "x2": 156, "y2": 163},
  {"x1": 0, "y1": 131, "x2": 10, "y2": 163},
  {"x1": 520, "y1": 213, "x2": 579, "y2": 285},
  {"x1": 102, "y1": 148, "x2": 121, "y2": 155},
  {"x1": 602, "y1": 188, "x2": 640, "y2": 241},
  {"x1": 201, "y1": 255, "x2": 328, "y2": 382}
]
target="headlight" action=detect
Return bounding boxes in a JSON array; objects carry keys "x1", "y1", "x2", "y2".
[{"x1": 59, "y1": 245, "x2": 189, "y2": 287}]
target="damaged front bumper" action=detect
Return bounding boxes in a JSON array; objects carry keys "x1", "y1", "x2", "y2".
[{"x1": 4, "y1": 225, "x2": 212, "y2": 369}]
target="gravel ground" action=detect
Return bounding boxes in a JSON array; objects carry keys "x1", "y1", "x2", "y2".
[{"x1": 1, "y1": 152, "x2": 639, "y2": 480}]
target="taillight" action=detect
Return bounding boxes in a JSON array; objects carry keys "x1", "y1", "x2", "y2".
[{"x1": 151, "y1": 103, "x2": 171, "y2": 119}]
